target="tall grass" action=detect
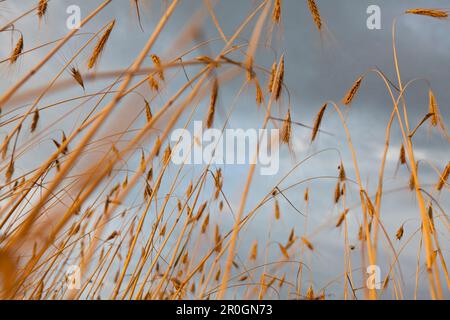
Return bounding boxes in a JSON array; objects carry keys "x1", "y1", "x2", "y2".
[{"x1": 0, "y1": 0, "x2": 448, "y2": 300}]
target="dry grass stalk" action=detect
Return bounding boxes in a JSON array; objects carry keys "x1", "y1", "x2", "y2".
[
  {"x1": 88, "y1": 20, "x2": 115, "y2": 69},
  {"x1": 342, "y1": 76, "x2": 363, "y2": 105},
  {"x1": 0, "y1": 0, "x2": 447, "y2": 302},
  {"x1": 307, "y1": 0, "x2": 322, "y2": 31},
  {"x1": 279, "y1": 274, "x2": 285, "y2": 288},
  {"x1": 131, "y1": 0, "x2": 143, "y2": 30},
  {"x1": 406, "y1": 9, "x2": 449, "y2": 19}
]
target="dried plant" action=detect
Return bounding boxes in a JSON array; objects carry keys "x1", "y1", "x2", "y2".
[{"x1": 0, "y1": 1, "x2": 446, "y2": 302}]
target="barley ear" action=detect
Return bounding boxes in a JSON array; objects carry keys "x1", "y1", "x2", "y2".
[
  {"x1": 342, "y1": 76, "x2": 363, "y2": 105},
  {"x1": 88, "y1": 20, "x2": 115, "y2": 69},
  {"x1": 10, "y1": 35, "x2": 24, "y2": 64},
  {"x1": 311, "y1": 103, "x2": 327, "y2": 142},
  {"x1": 406, "y1": 9, "x2": 448, "y2": 19},
  {"x1": 307, "y1": 0, "x2": 322, "y2": 31}
]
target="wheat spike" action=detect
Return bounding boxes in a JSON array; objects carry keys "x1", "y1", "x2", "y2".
[
  {"x1": 6, "y1": 161, "x2": 14, "y2": 183},
  {"x1": 399, "y1": 144, "x2": 406, "y2": 165},
  {"x1": 307, "y1": 0, "x2": 322, "y2": 31},
  {"x1": 144, "y1": 99, "x2": 152, "y2": 122},
  {"x1": 274, "y1": 199, "x2": 280, "y2": 220},
  {"x1": 274, "y1": 56, "x2": 284, "y2": 100},
  {"x1": 428, "y1": 89, "x2": 447, "y2": 134},
  {"x1": 148, "y1": 75, "x2": 159, "y2": 92},
  {"x1": 304, "y1": 188, "x2": 309, "y2": 202},
  {"x1": 334, "y1": 182, "x2": 341, "y2": 204},
  {"x1": 151, "y1": 54, "x2": 165, "y2": 81},
  {"x1": 278, "y1": 243, "x2": 289, "y2": 259},
  {"x1": 206, "y1": 79, "x2": 219, "y2": 128},
  {"x1": 306, "y1": 285, "x2": 315, "y2": 300},
  {"x1": 268, "y1": 62, "x2": 277, "y2": 93},
  {"x1": 153, "y1": 136, "x2": 162, "y2": 156},
  {"x1": 31, "y1": 109, "x2": 40, "y2": 133},
  {"x1": 339, "y1": 162, "x2": 346, "y2": 181},
  {"x1": 70, "y1": 67, "x2": 85, "y2": 90},
  {"x1": 406, "y1": 9, "x2": 448, "y2": 19},
  {"x1": 343, "y1": 76, "x2": 363, "y2": 105},
  {"x1": 255, "y1": 78, "x2": 263, "y2": 106},
  {"x1": 88, "y1": 20, "x2": 115, "y2": 69},
  {"x1": 163, "y1": 144, "x2": 171, "y2": 165},
  {"x1": 429, "y1": 89, "x2": 439, "y2": 127},
  {"x1": 428, "y1": 205, "x2": 435, "y2": 233},
  {"x1": 38, "y1": 0, "x2": 48, "y2": 19},
  {"x1": 273, "y1": 0, "x2": 282, "y2": 24},
  {"x1": 280, "y1": 109, "x2": 292, "y2": 145},
  {"x1": 396, "y1": 225, "x2": 404, "y2": 241},
  {"x1": 249, "y1": 241, "x2": 258, "y2": 261},
  {"x1": 201, "y1": 214, "x2": 209, "y2": 233},
  {"x1": 301, "y1": 236, "x2": 314, "y2": 251},
  {"x1": 436, "y1": 162, "x2": 450, "y2": 191},
  {"x1": 311, "y1": 103, "x2": 327, "y2": 142},
  {"x1": 336, "y1": 209, "x2": 349, "y2": 228},
  {"x1": 10, "y1": 35, "x2": 23, "y2": 64}
]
